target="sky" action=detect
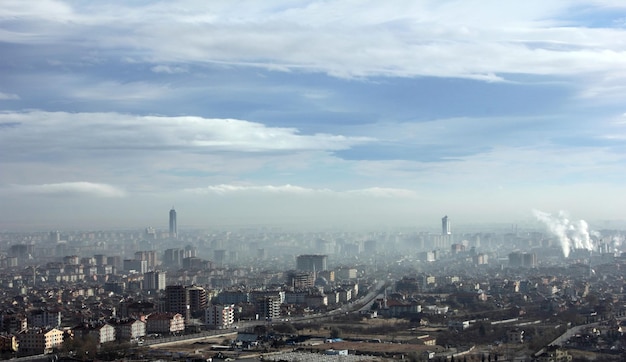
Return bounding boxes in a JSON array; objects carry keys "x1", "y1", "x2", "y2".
[{"x1": 1, "y1": 0, "x2": 626, "y2": 231}]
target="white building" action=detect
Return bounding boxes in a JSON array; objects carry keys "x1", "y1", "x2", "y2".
[
  {"x1": 338, "y1": 288, "x2": 352, "y2": 303},
  {"x1": 114, "y1": 319, "x2": 146, "y2": 342},
  {"x1": 18, "y1": 328, "x2": 64, "y2": 355},
  {"x1": 93, "y1": 323, "x2": 116, "y2": 344},
  {"x1": 74, "y1": 323, "x2": 116, "y2": 345},
  {"x1": 205, "y1": 304, "x2": 235, "y2": 329},
  {"x1": 255, "y1": 296, "x2": 281, "y2": 320},
  {"x1": 146, "y1": 313, "x2": 185, "y2": 334}
]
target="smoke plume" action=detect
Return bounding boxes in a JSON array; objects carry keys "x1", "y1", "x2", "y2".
[{"x1": 532, "y1": 209, "x2": 594, "y2": 258}]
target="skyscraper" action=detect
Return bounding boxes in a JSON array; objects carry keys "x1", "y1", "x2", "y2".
[
  {"x1": 169, "y1": 208, "x2": 177, "y2": 239},
  {"x1": 442, "y1": 215, "x2": 451, "y2": 235}
]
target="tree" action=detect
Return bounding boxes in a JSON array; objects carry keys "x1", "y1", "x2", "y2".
[
  {"x1": 64, "y1": 334, "x2": 98, "y2": 361},
  {"x1": 254, "y1": 324, "x2": 268, "y2": 335},
  {"x1": 586, "y1": 293, "x2": 599, "y2": 307},
  {"x1": 406, "y1": 352, "x2": 422, "y2": 362},
  {"x1": 330, "y1": 327, "x2": 342, "y2": 339},
  {"x1": 97, "y1": 342, "x2": 132, "y2": 360},
  {"x1": 273, "y1": 323, "x2": 296, "y2": 334},
  {"x1": 479, "y1": 324, "x2": 486, "y2": 337}
]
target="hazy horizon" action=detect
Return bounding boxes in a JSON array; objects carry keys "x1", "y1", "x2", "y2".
[{"x1": 2, "y1": 1, "x2": 626, "y2": 231}]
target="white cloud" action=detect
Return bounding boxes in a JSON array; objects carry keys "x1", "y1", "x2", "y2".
[
  {"x1": 346, "y1": 187, "x2": 418, "y2": 198},
  {"x1": 350, "y1": 141, "x2": 626, "y2": 192},
  {"x1": 184, "y1": 183, "x2": 417, "y2": 198},
  {"x1": 0, "y1": 92, "x2": 20, "y2": 100},
  {"x1": 578, "y1": 72, "x2": 626, "y2": 101},
  {"x1": 0, "y1": 111, "x2": 373, "y2": 195},
  {"x1": 2, "y1": 111, "x2": 621, "y2": 205},
  {"x1": 0, "y1": 0, "x2": 74, "y2": 22},
  {"x1": 68, "y1": 81, "x2": 171, "y2": 102},
  {"x1": 151, "y1": 65, "x2": 188, "y2": 74},
  {"x1": 185, "y1": 184, "x2": 329, "y2": 195},
  {"x1": 0, "y1": 111, "x2": 372, "y2": 155},
  {"x1": 8, "y1": 182, "x2": 125, "y2": 198},
  {"x1": 2, "y1": 1, "x2": 626, "y2": 83}
]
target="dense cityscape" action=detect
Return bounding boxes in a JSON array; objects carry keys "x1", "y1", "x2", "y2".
[
  {"x1": 0, "y1": 209, "x2": 625, "y2": 361},
  {"x1": 3, "y1": 1, "x2": 626, "y2": 361}
]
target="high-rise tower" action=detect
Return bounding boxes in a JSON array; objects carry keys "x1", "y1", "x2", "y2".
[
  {"x1": 169, "y1": 207, "x2": 177, "y2": 239},
  {"x1": 442, "y1": 215, "x2": 451, "y2": 235}
]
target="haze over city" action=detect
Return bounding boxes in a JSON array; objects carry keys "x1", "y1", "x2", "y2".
[{"x1": 2, "y1": 1, "x2": 626, "y2": 230}]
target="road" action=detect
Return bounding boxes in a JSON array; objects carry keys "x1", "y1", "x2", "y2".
[
  {"x1": 535, "y1": 317, "x2": 626, "y2": 357},
  {"x1": 144, "y1": 330, "x2": 237, "y2": 347}
]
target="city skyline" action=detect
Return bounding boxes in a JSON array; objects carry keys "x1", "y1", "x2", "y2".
[{"x1": 1, "y1": 1, "x2": 626, "y2": 230}]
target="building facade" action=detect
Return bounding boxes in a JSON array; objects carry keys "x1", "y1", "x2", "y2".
[
  {"x1": 165, "y1": 285, "x2": 190, "y2": 320},
  {"x1": 143, "y1": 271, "x2": 167, "y2": 291},
  {"x1": 28, "y1": 309, "x2": 61, "y2": 328},
  {"x1": 18, "y1": 328, "x2": 64, "y2": 355},
  {"x1": 146, "y1": 313, "x2": 185, "y2": 334},
  {"x1": 187, "y1": 286, "x2": 208, "y2": 317},
  {"x1": 509, "y1": 252, "x2": 538, "y2": 268},
  {"x1": 123, "y1": 259, "x2": 148, "y2": 274},
  {"x1": 296, "y1": 255, "x2": 328, "y2": 273},
  {"x1": 114, "y1": 319, "x2": 146, "y2": 342},
  {"x1": 204, "y1": 304, "x2": 235, "y2": 329},
  {"x1": 254, "y1": 296, "x2": 281, "y2": 320}
]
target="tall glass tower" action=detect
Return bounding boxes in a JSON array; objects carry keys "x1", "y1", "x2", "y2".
[
  {"x1": 169, "y1": 207, "x2": 177, "y2": 239},
  {"x1": 442, "y1": 215, "x2": 451, "y2": 235}
]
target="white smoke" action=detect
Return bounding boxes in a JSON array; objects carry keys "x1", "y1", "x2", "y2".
[
  {"x1": 532, "y1": 209, "x2": 595, "y2": 258},
  {"x1": 611, "y1": 234, "x2": 623, "y2": 253}
]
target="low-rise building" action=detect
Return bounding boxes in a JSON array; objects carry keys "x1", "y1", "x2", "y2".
[
  {"x1": 254, "y1": 296, "x2": 281, "y2": 321},
  {"x1": 0, "y1": 334, "x2": 18, "y2": 352},
  {"x1": 507, "y1": 328, "x2": 524, "y2": 343},
  {"x1": 74, "y1": 323, "x2": 116, "y2": 345},
  {"x1": 205, "y1": 304, "x2": 235, "y2": 329},
  {"x1": 18, "y1": 328, "x2": 64, "y2": 355},
  {"x1": 535, "y1": 345, "x2": 572, "y2": 361},
  {"x1": 146, "y1": 313, "x2": 185, "y2": 334},
  {"x1": 113, "y1": 319, "x2": 146, "y2": 342},
  {"x1": 28, "y1": 309, "x2": 62, "y2": 328},
  {"x1": 338, "y1": 288, "x2": 352, "y2": 303},
  {"x1": 305, "y1": 294, "x2": 328, "y2": 308}
]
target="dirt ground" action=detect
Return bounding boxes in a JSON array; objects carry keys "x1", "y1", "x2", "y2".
[
  {"x1": 297, "y1": 317, "x2": 435, "y2": 341},
  {"x1": 148, "y1": 318, "x2": 624, "y2": 361},
  {"x1": 148, "y1": 318, "x2": 442, "y2": 360},
  {"x1": 146, "y1": 318, "x2": 512, "y2": 360}
]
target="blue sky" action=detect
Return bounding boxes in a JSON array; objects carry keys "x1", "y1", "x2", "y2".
[{"x1": 1, "y1": 0, "x2": 626, "y2": 230}]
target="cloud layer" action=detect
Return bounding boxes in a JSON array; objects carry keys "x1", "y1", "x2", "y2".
[
  {"x1": 1, "y1": 2, "x2": 626, "y2": 81},
  {"x1": 8, "y1": 182, "x2": 125, "y2": 198},
  {"x1": 1, "y1": 1, "x2": 626, "y2": 229}
]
